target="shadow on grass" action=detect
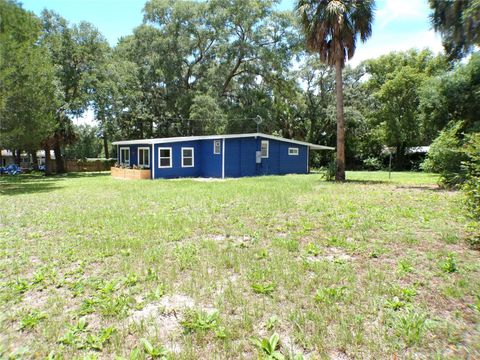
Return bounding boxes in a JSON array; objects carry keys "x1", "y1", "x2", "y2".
[
  {"x1": 0, "y1": 171, "x2": 110, "y2": 196},
  {"x1": 345, "y1": 179, "x2": 390, "y2": 185},
  {"x1": 394, "y1": 185, "x2": 449, "y2": 192}
]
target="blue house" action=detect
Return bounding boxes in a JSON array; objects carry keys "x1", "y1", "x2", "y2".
[{"x1": 112, "y1": 133, "x2": 334, "y2": 179}]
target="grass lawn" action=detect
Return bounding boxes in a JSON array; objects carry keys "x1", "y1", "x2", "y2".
[{"x1": 0, "y1": 171, "x2": 479, "y2": 359}]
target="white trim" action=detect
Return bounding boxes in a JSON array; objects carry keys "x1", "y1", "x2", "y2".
[
  {"x1": 138, "y1": 146, "x2": 150, "y2": 167},
  {"x1": 288, "y1": 147, "x2": 299, "y2": 156},
  {"x1": 112, "y1": 132, "x2": 334, "y2": 150},
  {"x1": 222, "y1": 138, "x2": 225, "y2": 179},
  {"x1": 306, "y1": 146, "x2": 309, "y2": 173},
  {"x1": 158, "y1": 147, "x2": 172, "y2": 168},
  {"x1": 119, "y1": 147, "x2": 130, "y2": 166},
  {"x1": 181, "y1": 147, "x2": 194, "y2": 168},
  {"x1": 213, "y1": 140, "x2": 221, "y2": 154},
  {"x1": 261, "y1": 140, "x2": 269, "y2": 158},
  {"x1": 151, "y1": 144, "x2": 154, "y2": 179}
]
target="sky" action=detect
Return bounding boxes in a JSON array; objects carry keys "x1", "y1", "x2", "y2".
[{"x1": 19, "y1": 0, "x2": 443, "y2": 124}]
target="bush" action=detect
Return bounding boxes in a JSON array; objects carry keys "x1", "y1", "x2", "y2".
[
  {"x1": 462, "y1": 133, "x2": 480, "y2": 248},
  {"x1": 421, "y1": 122, "x2": 467, "y2": 187},
  {"x1": 363, "y1": 157, "x2": 383, "y2": 171},
  {"x1": 321, "y1": 156, "x2": 336, "y2": 181}
]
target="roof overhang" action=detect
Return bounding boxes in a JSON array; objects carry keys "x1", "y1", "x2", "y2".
[{"x1": 112, "y1": 133, "x2": 334, "y2": 150}]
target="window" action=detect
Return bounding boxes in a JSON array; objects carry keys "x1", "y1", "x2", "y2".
[
  {"x1": 213, "y1": 140, "x2": 221, "y2": 154},
  {"x1": 288, "y1": 147, "x2": 299, "y2": 156},
  {"x1": 120, "y1": 147, "x2": 130, "y2": 166},
  {"x1": 158, "y1": 147, "x2": 172, "y2": 168},
  {"x1": 182, "y1": 147, "x2": 194, "y2": 167},
  {"x1": 138, "y1": 147, "x2": 150, "y2": 168},
  {"x1": 261, "y1": 140, "x2": 269, "y2": 158}
]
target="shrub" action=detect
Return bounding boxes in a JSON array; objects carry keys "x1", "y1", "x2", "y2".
[
  {"x1": 363, "y1": 156, "x2": 383, "y2": 171},
  {"x1": 462, "y1": 133, "x2": 480, "y2": 248},
  {"x1": 321, "y1": 157, "x2": 336, "y2": 181},
  {"x1": 462, "y1": 133, "x2": 480, "y2": 221},
  {"x1": 422, "y1": 122, "x2": 467, "y2": 187}
]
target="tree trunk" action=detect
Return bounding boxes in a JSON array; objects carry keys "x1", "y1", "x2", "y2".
[
  {"x1": 335, "y1": 59, "x2": 346, "y2": 181},
  {"x1": 103, "y1": 133, "x2": 109, "y2": 159},
  {"x1": 53, "y1": 142, "x2": 65, "y2": 173},
  {"x1": 15, "y1": 149, "x2": 21, "y2": 166},
  {"x1": 45, "y1": 145, "x2": 52, "y2": 175},
  {"x1": 0, "y1": 148, "x2": 3, "y2": 170},
  {"x1": 31, "y1": 150, "x2": 38, "y2": 170}
]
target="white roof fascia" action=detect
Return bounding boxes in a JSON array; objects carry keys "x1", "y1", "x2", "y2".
[{"x1": 112, "y1": 133, "x2": 334, "y2": 150}]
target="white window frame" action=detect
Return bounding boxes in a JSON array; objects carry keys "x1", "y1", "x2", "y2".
[
  {"x1": 288, "y1": 147, "x2": 299, "y2": 156},
  {"x1": 158, "y1": 147, "x2": 172, "y2": 168},
  {"x1": 138, "y1": 147, "x2": 150, "y2": 168},
  {"x1": 181, "y1": 147, "x2": 194, "y2": 168},
  {"x1": 120, "y1": 147, "x2": 130, "y2": 166},
  {"x1": 261, "y1": 140, "x2": 269, "y2": 158},
  {"x1": 213, "y1": 140, "x2": 221, "y2": 154}
]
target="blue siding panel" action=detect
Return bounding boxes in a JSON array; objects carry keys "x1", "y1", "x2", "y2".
[
  {"x1": 152, "y1": 141, "x2": 202, "y2": 179},
  {"x1": 256, "y1": 137, "x2": 308, "y2": 176},
  {"x1": 200, "y1": 139, "x2": 222, "y2": 178}
]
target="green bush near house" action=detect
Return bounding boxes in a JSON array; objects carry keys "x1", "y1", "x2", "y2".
[
  {"x1": 421, "y1": 122, "x2": 467, "y2": 187},
  {"x1": 462, "y1": 133, "x2": 480, "y2": 248}
]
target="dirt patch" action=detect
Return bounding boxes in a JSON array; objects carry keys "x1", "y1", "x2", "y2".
[
  {"x1": 305, "y1": 247, "x2": 355, "y2": 262},
  {"x1": 205, "y1": 234, "x2": 253, "y2": 247},
  {"x1": 329, "y1": 350, "x2": 353, "y2": 360},
  {"x1": 127, "y1": 294, "x2": 216, "y2": 353}
]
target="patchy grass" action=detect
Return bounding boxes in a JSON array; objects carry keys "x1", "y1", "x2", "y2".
[{"x1": 0, "y1": 171, "x2": 479, "y2": 359}]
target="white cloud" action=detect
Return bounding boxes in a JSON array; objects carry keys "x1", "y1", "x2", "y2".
[
  {"x1": 376, "y1": 0, "x2": 430, "y2": 29},
  {"x1": 348, "y1": 30, "x2": 443, "y2": 66}
]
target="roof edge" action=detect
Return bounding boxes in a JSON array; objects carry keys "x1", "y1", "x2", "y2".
[{"x1": 112, "y1": 133, "x2": 334, "y2": 150}]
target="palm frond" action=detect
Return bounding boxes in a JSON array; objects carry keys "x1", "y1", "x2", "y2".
[{"x1": 296, "y1": 0, "x2": 375, "y2": 67}]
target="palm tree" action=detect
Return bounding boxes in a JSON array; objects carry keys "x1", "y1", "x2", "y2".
[{"x1": 296, "y1": 0, "x2": 374, "y2": 181}]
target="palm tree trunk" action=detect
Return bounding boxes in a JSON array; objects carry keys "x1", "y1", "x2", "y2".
[
  {"x1": 103, "y1": 133, "x2": 109, "y2": 159},
  {"x1": 53, "y1": 141, "x2": 65, "y2": 174},
  {"x1": 335, "y1": 59, "x2": 346, "y2": 181},
  {"x1": 44, "y1": 145, "x2": 52, "y2": 175}
]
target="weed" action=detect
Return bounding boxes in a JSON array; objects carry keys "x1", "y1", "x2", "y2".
[
  {"x1": 173, "y1": 243, "x2": 198, "y2": 270},
  {"x1": 385, "y1": 297, "x2": 407, "y2": 311},
  {"x1": 305, "y1": 243, "x2": 320, "y2": 256},
  {"x1": 59, "y1": 319, "x2": 115, "y2": 350},
  {"x1": 265, "y1": 315, "x2": 278, "y2": 330},
  {"x1": 252, "y1": 282, "x2": 276, "y2": 296},
  {"x1": 148, "y1": 284, "x2": 165, "y2": 301},
  {"x1": 398, "y1": 259, "x2": 414, "y2": 274},
  {"x1": 123, "y1": 273, "x2": 139, "y2": 287},
  {"x1": 255, "y1": 249, "x2": 269, "y2": 260},
  {"x1": 441, "y1": 254, "x2": 458, "y2": 273},
  {"x1": 141, "y1": 338, "x2": 168, "y2": 358},
  {"x1": 19, "y1": 310, "x2": 47, "y2": 330},
  {"x1": 314, "y1": 287, "x2": 346, "y2": 304},
  {"x1": 181, "y1": 310, "x2": 219, "y2": 333},
  {"x1": 251, "y1": 333, "x2": 284, "y2": 360},
  {"x1": 390, "y1": 310, "x2": 430, "y2": 346}
]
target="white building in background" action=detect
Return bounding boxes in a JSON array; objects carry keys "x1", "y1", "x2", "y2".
[{"x1": 1, "y1": 150, "x2": 55, "y2": 167}]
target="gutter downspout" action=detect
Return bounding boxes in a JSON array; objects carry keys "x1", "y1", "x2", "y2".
[
  {"x1": 307, "y1": 146, "x2": 310, "y2": 174},
  {"x1": 222, "y1": 138, "x2": 225, "y2": 179},
  {"x1": 151, "y1": 143, "x2": 154, "y2": 179}
]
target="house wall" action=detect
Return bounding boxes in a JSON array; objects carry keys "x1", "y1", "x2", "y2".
[
  {"x1": 224, "y1": 137, "x2": 257, "y2": 177},
  {"x1": 152, "y1": 141, "x2": 202, "y2": 179},
  {"x1": 200, "y1": 139, "x2": 222, "y2": 178},
  {"x1": 117, "y1": 136, "x2": 309, "y2": 179},
  {"x1": 224, "y1": 136, "x2": 308, "y2": 177},
  {"x1": 258, "y1": 137, "x2": 308, "y2": 175}
]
